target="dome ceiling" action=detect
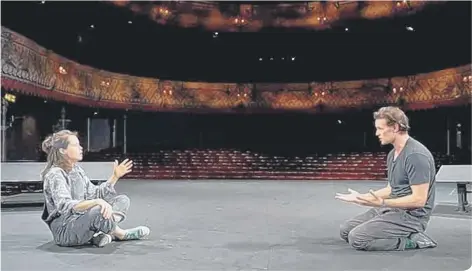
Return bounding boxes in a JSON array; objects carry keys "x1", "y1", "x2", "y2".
[
  {"x1": 110, "y1": 1, "x2": 440, "y2": 32},
  {"x1": 1, "y1": 1, "x2": 470, "y2": 83}
]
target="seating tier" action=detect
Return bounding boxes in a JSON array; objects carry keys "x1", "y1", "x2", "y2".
[{"x1": 90, "y1": 149, "x2": 389, "y2": 180}]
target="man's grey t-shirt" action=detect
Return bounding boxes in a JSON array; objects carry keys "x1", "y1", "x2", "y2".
[{"x1": 387, "y1": 137, "x2": 436, "y2": 219}]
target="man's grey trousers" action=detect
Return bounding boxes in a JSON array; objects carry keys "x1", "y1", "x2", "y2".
[
  {"x1": 49, "y1": 195, "x2": 130, "y2": 247},
  {"x1": 340, "y1": 207, "x2": 428, "y2": 251}
]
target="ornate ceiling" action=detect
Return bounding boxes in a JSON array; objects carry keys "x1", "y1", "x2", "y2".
[
  {"x1": 2, "y1": 27, "x2": 471, "y2": 114},
  {"x1": 1, "y1": 1, "x2": 468, "y2": 83},
  {"x1": 110, "y1": 1, "x2": 441, "y2": 32}
]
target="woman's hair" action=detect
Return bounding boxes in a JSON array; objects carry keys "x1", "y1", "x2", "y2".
[
  {"x1": 373, "y1": 106, "x2": 410, "y2": 132},
  {"x1": 40, "y1": 129, "x2": 78, "y2": 181}
]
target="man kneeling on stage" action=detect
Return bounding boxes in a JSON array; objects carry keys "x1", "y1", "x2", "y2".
[
  {"x1": 335, "y1": 106, "x2": 437, "y2": 251},
  {"x1": 40, "y1": 129, "x2": 150, "y2": 247}
]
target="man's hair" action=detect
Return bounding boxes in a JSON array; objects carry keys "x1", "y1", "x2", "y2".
[{"x1": 373, "y1": 106, "x2": 410, "y2": 132}]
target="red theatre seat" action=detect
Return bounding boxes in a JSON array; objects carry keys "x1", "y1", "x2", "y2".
[{"x1": 95, "y1": 149, "x2": 388, "y2": 181}]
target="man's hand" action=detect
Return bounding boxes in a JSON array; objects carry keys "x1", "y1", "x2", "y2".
[
  {"x1": 113, "y1": 159, "x2": 133, "y2": 179},
  {"x1": 95, "y1": 199, "x2": 113, "y2": 219},
  {"x1": 335, "y1": 188, "x2": 362, "y2": 203},
  {"x1": 356, "y1": 190, "x2": 384, "y2": 207},
  {"x1": 335, "y1": 188, "x2": 384, "y2": 207}
]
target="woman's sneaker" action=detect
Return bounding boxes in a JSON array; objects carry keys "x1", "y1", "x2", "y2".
[
  {"x1": 91, "y1": 232, "x2": 113, "y2": 247},
  {"x1": 122, "y1": 226, "x2": 151, "y2": 241}
]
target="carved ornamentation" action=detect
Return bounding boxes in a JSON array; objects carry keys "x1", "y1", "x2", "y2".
[
  {"x1": 109, "y1": 1, "x2": 438, "y2": 32},
  {"x1": 1, "y1": 27, "x2": 471, "y2": 113}
]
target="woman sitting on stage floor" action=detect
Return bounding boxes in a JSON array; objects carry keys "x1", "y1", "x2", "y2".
[{"x1": 40, "y1": 129, "x2": 150, "y2": 247}]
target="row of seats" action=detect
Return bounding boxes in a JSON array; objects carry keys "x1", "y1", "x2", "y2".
[
  {"x1": 87, "y1": 149, "x2": 389, "y2": 180},
  {"x1": 139, "y1": 165, "x2": 382, "y2": 170},
  {"x1": 84, "y1": 148, "x2": 453, "y2": 181},
  {"x1": 132, "y1": 174, "x2": 385, "y2": 181},
  {"x1": 103, "y1": 150, "x2": 386, "y2": 158}
]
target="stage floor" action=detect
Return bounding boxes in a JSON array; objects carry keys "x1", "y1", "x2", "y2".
[{"x1": 2, "y1": 180, "x2": 471, "y2": 270}]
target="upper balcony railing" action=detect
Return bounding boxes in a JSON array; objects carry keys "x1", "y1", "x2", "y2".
[{"x1": 1, "y1": 27, "x2": 471, "y2": 113}]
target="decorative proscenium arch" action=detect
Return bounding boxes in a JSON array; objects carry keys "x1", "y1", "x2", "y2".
[{"x1": 1, "y1": 27, "x2": 471, "y2": 113}]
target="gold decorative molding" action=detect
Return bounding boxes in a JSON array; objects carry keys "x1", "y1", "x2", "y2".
[
  {"x1": 2, "y1": 27, "x2": 471, "y2": 113},
  {"x1": 108, "y1": 1, "x2": 438, "y2": 32}
]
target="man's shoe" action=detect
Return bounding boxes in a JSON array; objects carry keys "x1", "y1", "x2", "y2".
[{"x1": 409, "y1": 232, "x2": 437, "y2": 249}]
